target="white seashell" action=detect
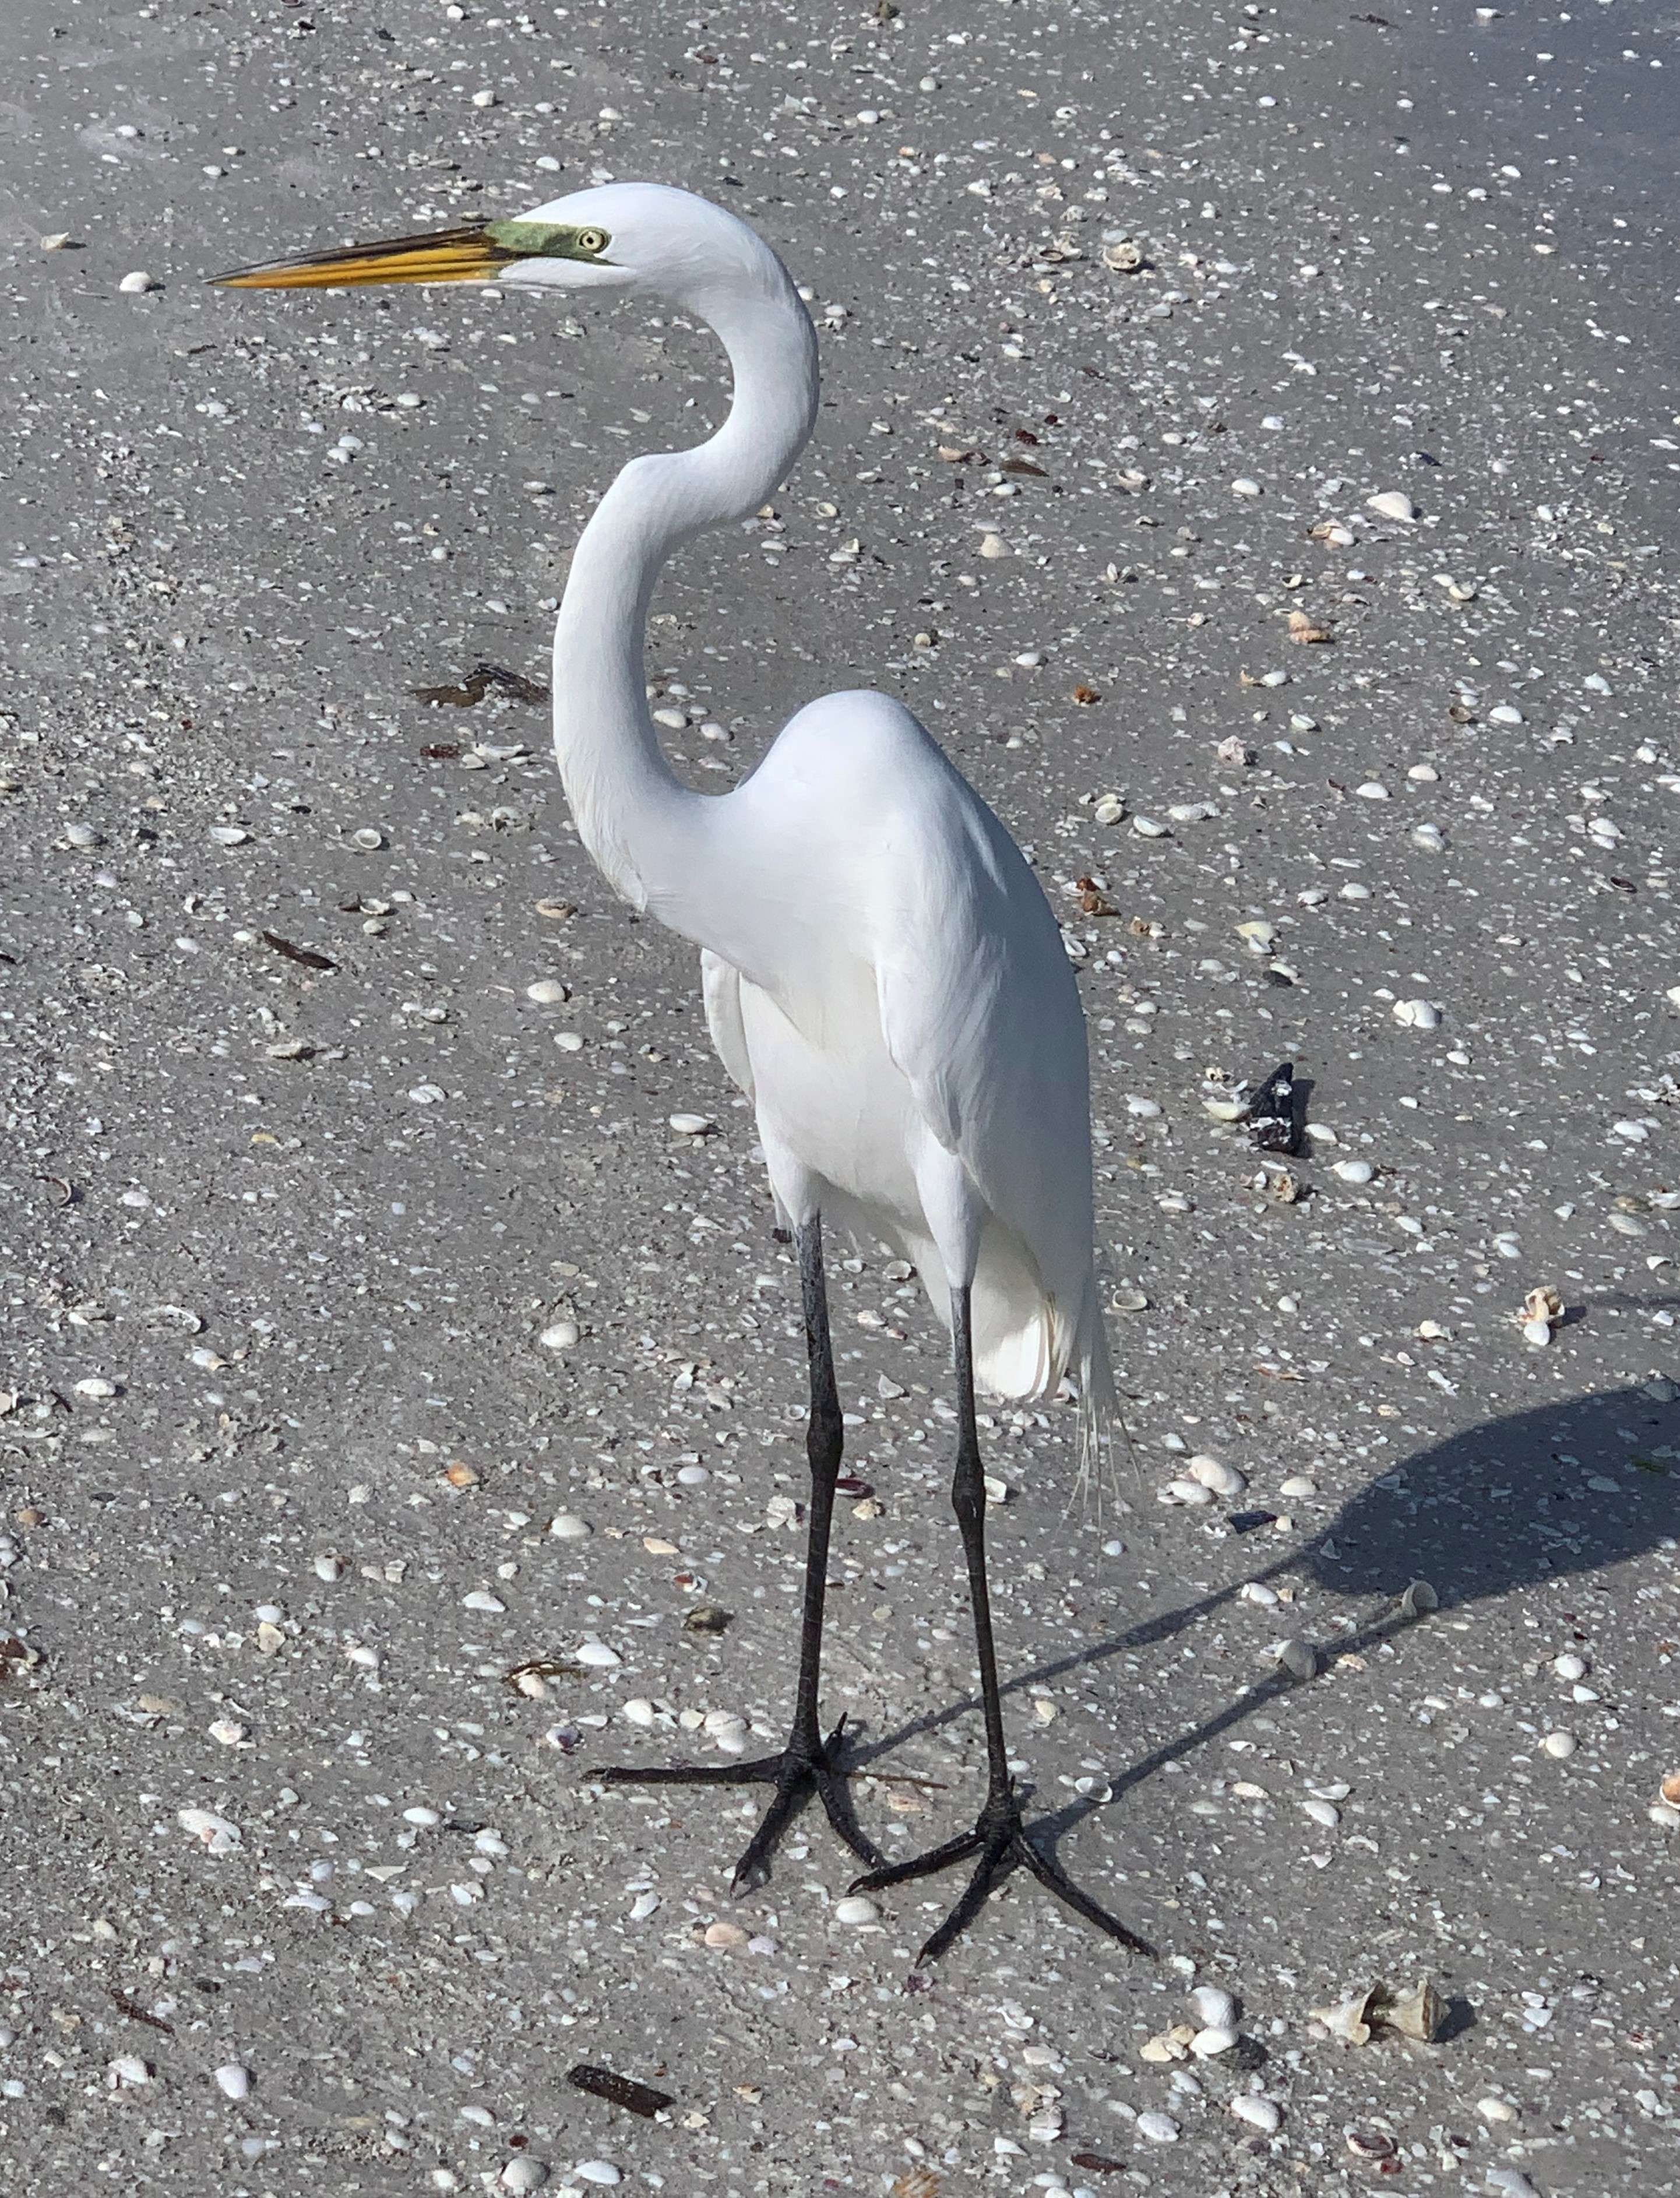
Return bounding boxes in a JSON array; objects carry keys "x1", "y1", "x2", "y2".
[
  {"x1": 834, "y1": 1895, "x2": 879, "y2": 1925},
  {"x1": 1392, "y1": 998, "x2": 1441, "y2": 1030},
  {"x1": 464, "y1": 1590, "x2": 506, "y2": 1614},
  {"x1": 1240, "y1": 1581, "x2": 1279, "y2": 1607},
  {"x1": 1521, "y1": 1318, "x2": 1553, "y2": 1347},
  {"x1": 978, "y1": 533, "x2": 1008, "y2": 558},
  {"x1": 214, "y1": 2063, "x2": 252, "y2": 2100},
  {"x1": 576, "y1": 1641, "x2": 621, "y2": 1669},
  {"x1": 1476, "y1": 2096, "x2": 1517, "y2": 2125},
  {"x1": 209, "y1": 1718, "x2": 248, "y2": 1746},
  {"x1": 1235, "y1": 920, "x2": 1276, "y2": 947},
  {"x1": 1190, "y1": 2024, "x2": 1238, "y2": 2057},
  {"x1": 1187, "y1": 1453, "x2": 1246, "y2": 1497},
  {"x1": 548, "y1": 1510, "x2": 591, "y2": 1539},
  {"x1": 1354, "y1": 781, "x2": 1390, "y2": 800},
  {"x1": 574, "y1": 2166, "x2": 621, "y2": 2189},
  {"x1": 1191, "y1": 1984, "x2": 1238, "y2": 2028},
  {"x1": 621, "y1": 1697, "x2": 657, "y2": 1727},
  {"x1": 1279, "y1": 1474, "x2": 1318, "y2": 1498},
  {"x1": 178, "y1": 1807, "x2": 241, "y2": 1854},
  {"x1": 1231, "y1": 2093, "x2": 1281, "y2": 2133},
  {"x1": 351, "y1": 826, "x2": 385, "y2": 850},
  {"x1": 1126, "y1": 1095, "x2": 1162, "y2": 1118},
  {"x1": 1400, "y1": 1580, "x2": 1439, "y2": 1617},
  {"x1": 540, "y1": 1320, "x2": 580, "y2": 1351},
  {"x1": 629, "y1": 1891, "x2": 660, "y2": 1919},
  {"x1": 403, "y1": 1806, "x2": 441, "y2": 1825},
  {"x1": 314, "y1": 1552, "x2": 344, "y2": 1581},
  {"x1": 1333, "y1": 1158, "x2": 1375, "y2": 1185},
  {"x1": 525, "y1": 978, "x2": 569, "y2": 1004},
  {"x1": 1136, "y1": 2111, "x2": 1180, "y2": 2143},
  {"x1": 119, "y1": 270, "x2": 159, "y2": 294},
  {"x1": 1552, "y1": 1653, "x2": 1587, "y2": 1682},
  {"x1": 110, "y1": 2053, "x2": 152, "y2": 2087},
  {"x1": 346, "y1": 1643, "x2": 381, "y2": 1669},
  {"x1": 75, "y1": 1376, "x2": 117, "y2": 1397},
  {"x1": 1232, "y1": 477, "x2": 1261, "y2": 498},
  {"x1": 1302, "y1": 1798, "x2": 1341, "y2": 1829},
  {"x1": 1488, "y1": 703, "x2": 1524, "y2": 725},
  {"x1": 1649, "y1": 1802, "x2": 1680, "y2": 1830},
  {"x1": 1132, "y1": 815, "x2": 1170, "y2": 837},
  {"x1": 1541, "y1": 1730, "x2": 1577, "y2": 1759},
  {"x1": 210, "y1": 824, "x2": 251, "y2": 846},
  {"x1": 1093, "y1": 794, "x2": 1126, "y2": 825},
  {"x1": 668, "y1": 1112, "x2": 712, "y2": 1135},
  {"x1": 555, "y1": 1030, "x2": 585, "y2": 1052},
  {"x1": 1366, "y1": 489, "x2": 1416, "y2": 523},
  {"x1": 1160, "y1": 1478, "x2": 1215, "y2": 1507},
  {"x1": 499, "y1": 2163, "x2": 548, "y2": 2193}
]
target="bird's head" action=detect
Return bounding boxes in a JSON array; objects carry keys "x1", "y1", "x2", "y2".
[{"x1": 211, "y1": 181, "x2": 786, "y2": 318}]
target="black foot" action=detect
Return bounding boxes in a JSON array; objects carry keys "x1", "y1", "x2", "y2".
[
  {"x1": 600, "y1": 1716, "x2": 885, "y2": 1892},
  {"x1": 848, "y1": 1787, "x2": 1156, "y2": 1966}
]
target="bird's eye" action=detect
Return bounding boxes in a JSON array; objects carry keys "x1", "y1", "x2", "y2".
[{"x1": 575, "y1": 228, "x2": 608, "y2": 256}]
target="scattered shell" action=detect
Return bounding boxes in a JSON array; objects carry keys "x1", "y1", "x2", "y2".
[
  {"x1": 351, "y1": 826, "x2": 386, "y2": 851},
  {"x1": 576, "y1": 1641, "x2": 621, "y2": 1669},
  {"x1": 1191, "y1": 1984, "x2": 1238, "y2": 2029},
  {"x1": 1273, "y1": 1639, "x2": 1317, "y2": 1681},
  {"x1": 108, "y1": 2054, "x2": 152, "y2": 2087},
  {"x1": 574, "y1": 2165, "x2": 621, "y2": 2189},
  {"x1": 1391, "y1": 998, "x2": 1441, "y2": 1031},
  {"x1": 1279, "y1": 1474, "x2": 1318, "y2": 1499},
  {"x1": 1552, "y1": 1652, "x2": 1588, "y2": 1682},
  {"x1": 499, "y1": 2164, "x2": 548, "y2": 2194},
  {"x1": 1136, "y1": 2111, "x2": 1180, "y2": 2144},
  {"x1": 1190, "y1": 2025, "x2": 1238, "y2": 2058},
  {"x1": 1366, "y1": 489, "x2": 1417, "y2": 523},
  {"x1": 978, "y1": 532, "x2": 1008, "y2": 559},
  {"x1": 1333, "y1": 1158, "x2": 1375, "y2": 1185},
  {"x1": 1541, "y1": 1730, "x2": 1577, "y2": 1759},
  {"x1": 1093, "y1": 793, "x2": 1126, "y2": 825},
  {"x1": 213, "y1": 2063, "x2": 253, "y2": 2100},
  {"x1": 313, "y1": 1554, "x2": 344, "y2": 1582},
  {"x1": 540, "y1": 1319, "x2": 580, "y2": 1351},
  {"x1": 1187, "y1": 1453, "x2": 1247, "y2": 1498},
  {"x1": 1132, "y1": 815, "x2": 1170, "y2": 839},
  {"x1": 621, "y1": 1698, "x2": 657, "y2": 1728},
  {"x1": 119, "y1": 270, "x2": 159, "y2": 294},
  {"x1": 834, "y1": 1895, "x2": 879, "y2": 1926},
  {"x1": 668, "y1": 1112, "x2": 712, "y2": 1135},
  {"x1": 549, "y1": 1511, "x2": 591, "y2": 1540},
  {"x1": 1302, "y1": 1799, "x2": 1341, "y2": 1830},
  {"x1": 178, "y1": 1806, "x2": 241, "y2": 1855},
  {"x1": 704, "y1": 1920, "x2": 748, "y2": 1949},
  {"x1": 1312, "y1": 1989, "x2": 1375, "y2": 2045},
  {"x1": 1161, "y1": 1478, "x2": 1215, "y2": 1508},
  {"x1": 526, "y1": 978, "x2": 569, "y2": 1005},
  {"x1": 464, "y1": 1590, "x2": 506, "y2": 1614},
  {"x1": 1231, "y1": 2094, "x2": 1282, "y2": 2133},
  {"x1": 1232, "y1": 478, "x2": 1261, "y2": 499},
  {"x1": 1399, "y1": 1580, "x2": 1439, "y2": 1618},
  {"x1": 1476, "y1": 2096, "x2": 1517, "y2": 2125},
  {"x1": 1660, "y1": 1770, "x2": 1680, "y2": 1806},
  {"x1": 74, "y1": 1376, "x2": 117, "y2": 1399}
]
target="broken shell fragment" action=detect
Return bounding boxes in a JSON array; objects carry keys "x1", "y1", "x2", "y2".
[
  {"x1": 1392, "y1": 998, "x2": 1442, "y2": 1031},
  {"x1": 1366, "y1": 489, "x2": 1417, "y2": 523}
]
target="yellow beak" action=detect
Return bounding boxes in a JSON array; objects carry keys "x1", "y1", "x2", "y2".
[{"x1": 210, "y1": 222, "x2": 520, "y2": 290}]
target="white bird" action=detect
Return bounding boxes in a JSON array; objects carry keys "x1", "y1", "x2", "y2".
[{"x1": 216, "y1": 181, "x2": 1148, "y2": 1966}]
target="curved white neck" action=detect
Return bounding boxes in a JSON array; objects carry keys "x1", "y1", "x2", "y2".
[{"x1": 550, "y1": 270, "x2": 819, "y2": 913}]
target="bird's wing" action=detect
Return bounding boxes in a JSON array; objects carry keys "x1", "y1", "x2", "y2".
[{"x1": 700, "y1": 948, "x2": 755, "y2": 1103}]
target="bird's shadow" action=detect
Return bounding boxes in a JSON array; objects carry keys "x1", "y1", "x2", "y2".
[{"x1": 848, "y1": 1384, "x2": 1680, "y2": 1866}]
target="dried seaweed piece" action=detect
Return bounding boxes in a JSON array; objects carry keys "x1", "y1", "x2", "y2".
[
  {"x1": 1070, "y1": 2155, "x2": 1127, "y2": 2175},
  {"x1": 413, "y1": 661, "x2": 550, "y2": 708},
  {"x1": 261, "y1": 931, "x2": 336, "y2": 973},
  {"x1": 567, "y1": 2063, "x2": 675, "y2": 2119},
  {"x1": 110, "y1": 1991, "x2": 174, "y2": 2036}
]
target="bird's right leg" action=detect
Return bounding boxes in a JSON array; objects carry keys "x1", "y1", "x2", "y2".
[{"x1": 598, "y1": 1214, "x2": 884, "y2": 1890}]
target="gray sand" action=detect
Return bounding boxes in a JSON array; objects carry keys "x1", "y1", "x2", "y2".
[{"x1": 2, "y1": 0, "x2": 1678, "y2": 2191}]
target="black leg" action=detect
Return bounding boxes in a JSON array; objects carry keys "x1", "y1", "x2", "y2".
[
  {"x1": 849, "y1": 1285, "x2": 1154, "y2": 1965},
  {"x1": 599, "y1": 1216, "x2": 883, "y2": 1888}
]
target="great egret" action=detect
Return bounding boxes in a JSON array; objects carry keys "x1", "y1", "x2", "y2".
[{"x1": 217, "y1": 182, "x2": 1149, "y2": 1967}]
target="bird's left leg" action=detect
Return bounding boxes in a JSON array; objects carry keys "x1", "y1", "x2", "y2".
[
  {"x1": 599, "y1": 1215, "x2": 884, "y2": 1890},
  {"x1": 848, "y1": 1284, "x2": 1154, "y2": 1965}
]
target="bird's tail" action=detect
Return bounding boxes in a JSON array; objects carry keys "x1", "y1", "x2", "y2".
[{"x1": 1068, "y1": 1276, "x2": 1130, "y2": 1523}]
